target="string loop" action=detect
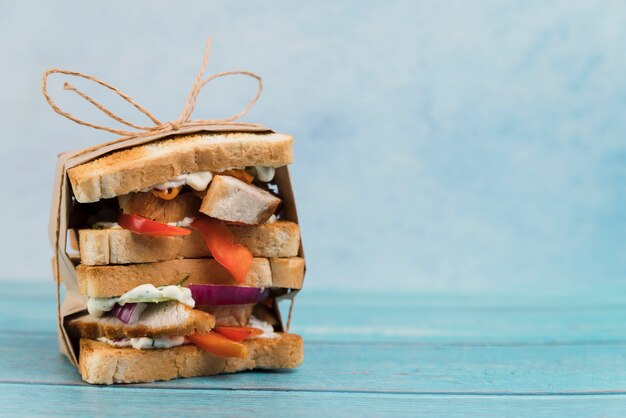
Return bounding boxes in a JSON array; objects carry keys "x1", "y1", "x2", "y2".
[{"x1": 41, "y1": 37, "x2": 262, "y2": 139}]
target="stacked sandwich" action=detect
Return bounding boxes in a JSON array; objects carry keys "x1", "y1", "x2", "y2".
[{"x1": 64, "y1": 131, "x2": 304, "y2": 384}]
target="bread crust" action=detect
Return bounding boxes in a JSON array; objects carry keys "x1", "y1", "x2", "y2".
[
  {"x1": 78, "y1": 221, "x2": 300, "y2": 265},
  {"x1": 67, "y1": 132, "x2": 293, "y2": 203},
  {"x1": 78, "y1": 333, "x2": 304, "y2": 384},
  {"x1": 76, "y1": 258, "x2": 272, "y2": 297},
  {"x1": 270, "y1": 257, "x2": 305, "y2": 289},
  {"x1": 77, "y1": 256, "x2": 304, "y2": 297}
]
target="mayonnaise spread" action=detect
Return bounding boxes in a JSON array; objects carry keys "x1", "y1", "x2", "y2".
[
  {"x1": 141, "y1": 166, "x2": 276, "y2": 193},
  {"x1": 97, "y1": 336, "x2": 185, "y2": 349},
  {"x1": 247, "y1": 315, "x2": 279, "y2": 339},
  {"x1": 87, "y1": 284, "x2": 194, "y2": 317}
]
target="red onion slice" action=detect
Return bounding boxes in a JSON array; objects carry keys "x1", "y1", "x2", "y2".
[
  {"x1": 189, "y1": 285, "x2": 270, "y2": 305},
  {"x1": 112, "y1": 302, "x2": 148, "y2": 324}
]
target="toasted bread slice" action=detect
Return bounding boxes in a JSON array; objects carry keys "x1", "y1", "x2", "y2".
[
  {"x1": 78, "y1": 221, "x2": 300, "y2": 265},
  {"x1": 79, "y1": 333, "x2": 303, "y2": 384},
  {"x1": 76, "y1": 258, "x2": 271, "y2": 298},
  {"x1": 200, "y1": 175, "x2": 281, "y2": 224},
  {"x1": 271, "y1": 257, "x2": 305, "y2": 289},
  {"x1": 68, "y1": 132, "x2": 293, "y2": 203},
  {"x1": 68, "y1": 302, "x2": 215, "y2": 340},
  {"x1": 76, "y1": 257, "x2": 304, "y2": 298},
  {"x1": 118, "y1": 192, "x2": 200, "y2": 223}
]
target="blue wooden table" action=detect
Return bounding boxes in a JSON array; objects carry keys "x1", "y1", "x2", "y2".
[{"x1": 2, "y1": 282, "x2": 626, "y2": 416}]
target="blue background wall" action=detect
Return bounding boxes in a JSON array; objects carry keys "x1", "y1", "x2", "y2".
[{"x1": 2, "y1": 1, "x2": 625, "y2": 290}]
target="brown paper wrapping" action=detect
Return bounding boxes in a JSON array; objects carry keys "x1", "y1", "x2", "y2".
[{"x1": 50, "y1": 125, "x2": 305, "y2": 367}]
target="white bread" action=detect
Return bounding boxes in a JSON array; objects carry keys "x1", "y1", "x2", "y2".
[
  {"x1": 78, "y1": 221, "x2": 300, "y2": 265},
  {"x1": 270, "y1": 257, "x2": 305, "y2": 289},
  {"x1": 68, "y1": 303, "x2": 215, "y2": 340},
  {"x1": 68, "y1": 132, "x2": 293, "y2": 203},
  {"x1": 200, "y1": 175, "x2": 281, "y2": 224},
  {"x1": 79, "y1": 333, "x2": 304, "y2": 384},
  {"x1": 76, "y1": 258, "x2": 272, "y2": 298},
  {"x1": 77, "y1": 257, "x2": 305, "y2": 297},
  {"x1": 228, "y1": 221, "x2": 300, "y2": 257}
]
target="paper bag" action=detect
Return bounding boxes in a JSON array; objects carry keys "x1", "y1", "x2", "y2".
[{"x1": 49, "y1": 125, "x2": 306, "y2": 367}]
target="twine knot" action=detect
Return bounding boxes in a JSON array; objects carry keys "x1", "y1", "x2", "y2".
[{"x1": 42, "y1": 37, "x2": 263, "y2": 140}]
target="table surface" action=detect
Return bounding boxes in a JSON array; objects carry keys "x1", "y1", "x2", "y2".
[{"x1": 2, "y1": 282, "x2": 626, "y2": 417}]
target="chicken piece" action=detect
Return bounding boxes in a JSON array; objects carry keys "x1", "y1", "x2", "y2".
[
  {"x1": 67, "y1": 302, "x2": 215, "y2": 340},
  {"x1": 118, "y1": 192, "x2": 200, "y2": 223},
  {"x1": 253, "y1": 303, "x2": 279, "y2": 327},
  {"x1": 199, "y1": 175, "x2": 281, "y2": 225},
  {"x1": 197, "y1": 304, "x2": 255, "y2": 327}
]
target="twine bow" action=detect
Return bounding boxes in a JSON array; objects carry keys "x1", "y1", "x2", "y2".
[{"x1": 42, "y1": 38, "x2": 262, "y2": 139}]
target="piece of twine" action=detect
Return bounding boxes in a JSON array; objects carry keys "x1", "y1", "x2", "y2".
[{"x1": 41, "y1": 37, "x2": 262, "y2": 140}]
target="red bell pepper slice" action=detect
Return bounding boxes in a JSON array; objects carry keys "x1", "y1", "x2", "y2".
[
  {"x1": 118, "y1": 213, "x2": 191, "y2": 236},
  {"x1": 214, "y1": 326, "x2": 264, "y2": 342},
  {"x1": 191, "y1": 217, "x2": 252, "y2": 283},
  {"x1": 187, "y1": 331, "x2": 248, "y2": 358}
]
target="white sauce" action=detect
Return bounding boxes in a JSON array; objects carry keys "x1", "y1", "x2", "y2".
[
  {"x1": 266, "y1": 215, "x2": 277, "y2": 224},
  {"x1": 167, "y1": 217, "x2": 196, "y2": 227},
  {"x1": 184, "y1": 171, "x2": 213, "y2": 191},
  {"x1": 87, "y1": 298, "x2": 118, "y2": 318},
  {"x1": 140, "y1": 166, "x2": 275, "y2": 194},
  {"x1": 256, "y1": 166, "x2": 276, "y2": 182},
  {"x1": 87, "y1": 284, "x2": 194, "y2": 317},
  {"x1": 247, "y1": 315, "x2": 279, "y2": 339},
  {"x1": 119, "y1": 284, "x2": 195, "y2": 307},
  {"x1": 97, "y1": 337, "x2": 132, "y2": 347},
  {"x1": 92, "y1": 222, "x2": 120, "y2": 229},
  {"x1": 141, "y1": 175, "x2": 186, "y2": 192},
  {"x1": 94, "y1": 218, "x2": 195, "y2": 229},
  {"x1": 141, "y1": 171, "x2": 214, "y2": 192},
  {"x1": 131, "y1": 336, "x2": 185, "y2": 349},
  {"x1": 97, "y1": 336, "x2": 185, "y2": 349}
]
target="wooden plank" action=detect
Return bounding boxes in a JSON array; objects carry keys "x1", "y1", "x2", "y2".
[
  {"x1": 1, "y1": 383, "x2": 626, "y2": 417},
  {"x1": 2, "y1": 333, "x2": 626, "y2": 394},
  {"x1": 2, "y1": 281, "x2": 626, "y2": 416},
  {"x1": 290, "y1": 285, "x2": 626, "y2": 343},
  {"x1": 3, "y1": 282, "x2": 626, "y2": 345}
]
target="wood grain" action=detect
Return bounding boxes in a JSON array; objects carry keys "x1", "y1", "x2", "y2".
[
  {"x1": 2, "y1": 281, "x2": 626, "y2": 416},
  {"x1": 2, "y1": 333, "x2": 626, "y2": 394},
  {"x1": 1, "y1": 384, "x2": 626, "y2": 417}
]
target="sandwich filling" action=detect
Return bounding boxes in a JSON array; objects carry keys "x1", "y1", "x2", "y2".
[
  {"x1": 139, "y1": 166, "x2": 275, "y2": 193},
  {"x1": 97, "y1": 336, "x2": 186, "y2": 349},
  {"x1": 87, "y1": 284, "x2": 195, "y2": 317},
  {"x1": 70, "y1": 159, "x2": 291, "y2": 361},
  {"x1": 93, "y1": 315, "x2": 278, "y2": 350}
]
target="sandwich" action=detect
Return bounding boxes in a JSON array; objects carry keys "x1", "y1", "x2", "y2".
[{"x1": 63, "y1": 131, "x2": 304, "y2": 384}]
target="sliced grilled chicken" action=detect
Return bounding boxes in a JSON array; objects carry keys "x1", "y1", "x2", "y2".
[
  {"x1": 68, "y1": 302, "x2": 215, "y2": 340},
  {"x1": 200, "y1": 175, "x2": 281, "y2": 225},
  {"x1": 198, "y1": 304, "x2": 255, "y2": 327}
]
